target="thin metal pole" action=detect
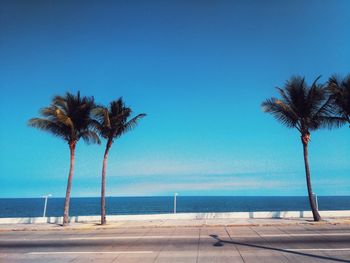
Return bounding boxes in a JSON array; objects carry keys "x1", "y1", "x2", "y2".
[
  {"x1": 43, "y1": 194, "x2": 51, "y2": 217},
  {"x1": 313, "y1": 193, "x2": 318, "y2": 211},
  {"x1": 43, "y1": 196, "x2": 48, "y2": 217},
  {"x1": 174, "y1": 193, "x2": 178, "y2": 214}
]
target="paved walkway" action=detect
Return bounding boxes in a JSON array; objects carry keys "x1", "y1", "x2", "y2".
[{"x1": 1, "y1": 217, "x2": 349, "y2": 232}]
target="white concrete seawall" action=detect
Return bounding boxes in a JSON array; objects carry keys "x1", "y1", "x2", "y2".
[{"x1": 0, "y1": 210, "x2": 349, "y2": 224}]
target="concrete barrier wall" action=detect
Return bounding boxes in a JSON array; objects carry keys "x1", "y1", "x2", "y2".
[{"x1": 0, "y1": 210, "x2": 349, "y2": 224}]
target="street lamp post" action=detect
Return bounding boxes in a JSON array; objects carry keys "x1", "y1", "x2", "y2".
[
  {"x1": 312, "y1": 193, "x2": 318, "y2": 211},
  {"x1": 42, "y1": 194, "x2": 52, "y2": 217},
  {"x1": 174, "y1": 193, "x2": 178, "y2": 214}
]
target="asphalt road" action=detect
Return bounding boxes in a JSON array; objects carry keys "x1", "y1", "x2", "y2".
[{"x1": 0, "y1": 224, "x2": 350, "y2": 262}]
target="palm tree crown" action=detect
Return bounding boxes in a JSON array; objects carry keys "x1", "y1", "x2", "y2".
[
  {"x1": 28, "y1": 92, "x2": 100, "y2": 145},
  {"x1": 93, "y1": 98, "x2": 146, "y2": 142},
  {"x1": 327, "y1": 74, "x2": 350, "y2": 126},
  {"x1": 261, "y1": 76, "x2": 341, "y2": 136}
]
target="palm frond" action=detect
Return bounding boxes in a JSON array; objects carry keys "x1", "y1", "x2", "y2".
[
  {"x1": 316, "y1": 116, "x2": 347, "y2": 129},
  {"x1": 92, "y1": 98, "x2": 146, "y2": 141},
  {"x1": 80, "y1": 130, "x2": 101, "y2": 145},
  {"x1": 89, "y1": 118, "x2": 104, "y2": 133},
  {"x1": 39, "y1": 106, "x2": 74, "y2": 128},
  {"x1": 305, "y1": 84, "x2": 325, "y2": 117},
  {"x1": 116, "y1": 113, "x2": 147, "y2": 138},
  {"x1": 285, "y1": 76, "x2": 307, "y2": 117},
  {"x1": 28, "y1": 118, "x2": 68, "y2": 140},
  {"x1": 263, "y1": 76, "x2": 339, "y2": 133},
  {"x1": 52, "y1": 95, "x2": 69, "y2": 113},
  {"x1": 262, "y1": 98, "x2": 300, "y2": 130},
  {"x1": 92, "y1": 106, "x2": 111, "y2": 128},
  {"x1": 327, "y1": 74, "x2": 350, "y2": 124},
  {"x1": 28, "y1": 91, "x2": 99, "y2": 144},
  {"x1": 276, "y1": 87, "x2": 292, "y2": 105}
]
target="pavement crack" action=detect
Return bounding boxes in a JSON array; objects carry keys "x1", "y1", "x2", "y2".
[
  {"x1": 225, "y1": 227, "x2": 246, "y2": 263},
  {"x1": 250, "y1": 226, "x2": 292, "y2": 263},
  {"x1": 152, "y1": 227, "x2": 177, "y2": 263},
  {"x1": 195, "y1": 228, "x2": 201, "y2": 263}
]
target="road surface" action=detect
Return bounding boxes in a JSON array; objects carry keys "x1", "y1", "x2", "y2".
[{"x1": 0, "y1": 224, "x2": 349, "y2": 262}]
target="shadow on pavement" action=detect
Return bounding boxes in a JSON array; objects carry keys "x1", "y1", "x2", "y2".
[{"x1": 210, "y1": 234, "x2": 349, "y2": 263}]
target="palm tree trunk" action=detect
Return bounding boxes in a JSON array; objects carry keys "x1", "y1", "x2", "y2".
[
  {"x1": 101, "y1": 139, "x2": 112, "y2": 225},
  {"x1": 301, "y1": 138, "x2": 321, "y2": 222},
  {"x1": 63, "y1": 141, "x2": 76, "y2": 226}
]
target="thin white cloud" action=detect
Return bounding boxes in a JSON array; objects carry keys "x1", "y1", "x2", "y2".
[
  {"x1": 69, "y1": 173, "x2": 350, "y2": 197},
  {"x1": 109, "y1": 179, "x2": 301, "y2": 196},
  {"x1": 106, "y1": 156, "x2": 287, "y2": 177}
]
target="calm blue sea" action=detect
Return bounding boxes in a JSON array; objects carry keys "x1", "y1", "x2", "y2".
[{"x1": 0, "y1": 196, "x2": 349, "y2": 218}]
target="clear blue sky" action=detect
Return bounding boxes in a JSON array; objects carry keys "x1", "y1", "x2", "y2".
[{"x1": 0, "y1": 0, "x2": 349, "y2": 198}]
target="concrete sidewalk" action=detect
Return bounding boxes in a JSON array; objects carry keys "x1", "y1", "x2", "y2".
[{"x1": 1, "y1": 216, "x2": 349, "y2": 232}]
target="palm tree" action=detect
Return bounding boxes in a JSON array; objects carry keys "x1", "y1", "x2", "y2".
[
  {"x1": 28, "y1": 92, "x2": 100, "y2": 225},
  {"x1": 93, "y1": 98, "x2": 146, "y2": 225},
  {"x1": 261, "y1": 76, "x2": 341, "y2": 221},
  {"x1": 327, "y1": 74, "x2": 350, "y2": 127}
]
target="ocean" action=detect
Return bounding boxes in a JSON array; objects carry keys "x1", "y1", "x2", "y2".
[{"x1": 0, "y1": 196, "x2": 349, "y2": 218}]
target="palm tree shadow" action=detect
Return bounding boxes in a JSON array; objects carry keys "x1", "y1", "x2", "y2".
[{"x1": 209, "y1": 235, "x2": 349, "y2": 262}]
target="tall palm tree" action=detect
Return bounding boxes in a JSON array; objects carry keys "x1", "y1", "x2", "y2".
[
  {"x1": 93, "y1": 98, "x2": 146, "y2": 225},
  {"x1": 327, "y1": 74, "x2": 350, "y2": 127},
  {"x1": 261, "y1": 76, "x2": 341, "y2": 221},
  {"x1": 28, "y1": 92, "x2": 100, "y2": 225}
]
